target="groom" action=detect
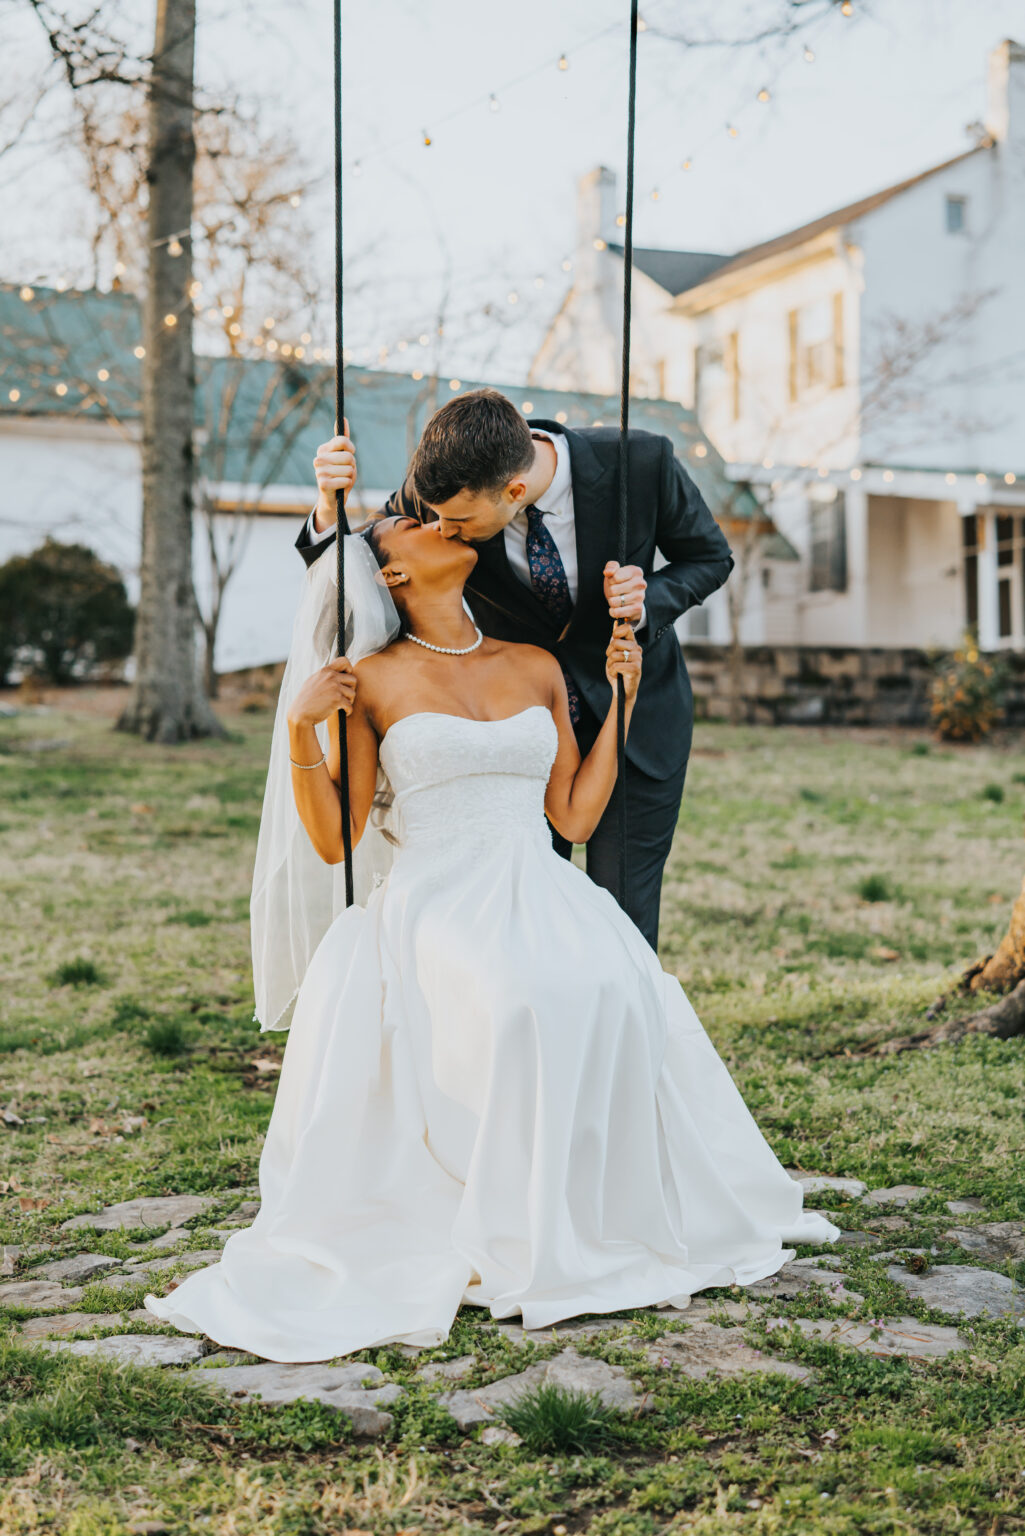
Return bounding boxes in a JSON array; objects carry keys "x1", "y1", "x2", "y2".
[{"x1": 295, "y1": 388, "x2": 733, "y2": 950}]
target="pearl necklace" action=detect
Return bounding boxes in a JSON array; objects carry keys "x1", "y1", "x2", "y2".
[{"x1": 405, "y1": 624, "x2": 484, "y2": 656}]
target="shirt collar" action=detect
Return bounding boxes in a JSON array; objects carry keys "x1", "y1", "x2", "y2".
[{"x1": 530, "y1": 429, "x2": 571, "y2": 515}]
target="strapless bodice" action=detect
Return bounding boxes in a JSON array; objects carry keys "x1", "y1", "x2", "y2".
[{"x1": 378, "y1": 706, "x2": 558, "y2": 857}]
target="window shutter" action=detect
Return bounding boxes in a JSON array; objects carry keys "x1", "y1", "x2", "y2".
[
  {"x1": 727, "y1": 331, "x2": 740, "y2": 420},
  {"x1": 832, "y1": 292, "x2": 845, "y2": 388}
]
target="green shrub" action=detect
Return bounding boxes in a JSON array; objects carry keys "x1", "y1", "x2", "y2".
[
  {"x1": 50, "y1": 958, "x2": 106, "y2": 987},
  {"x1": 857, "y1": 874, "x2": 894, "y2": 903},
  {"x1": 930, "y1": 635, "x2": 1006, "y2": 743},
  {"x1": 144, "y1": 1019, "x2": 189, "y2": 1057},
  {"x1": 980, "y1": 783, "x2": 1005, "y2": 803},
  {"x1": 494, "y1": 1382, "x2": 624, "y2": 1454},
  {"x1": 0, "y1": 538, "x2": 134, "y2": 685}
]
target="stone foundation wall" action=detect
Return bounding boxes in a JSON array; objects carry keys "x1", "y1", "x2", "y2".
[{"x1": 684, "y1": 644, "x2": 1025, "y2": 728}]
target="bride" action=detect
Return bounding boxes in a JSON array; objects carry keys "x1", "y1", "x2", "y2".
[{"x1": 144, "y1": 514, "x2": 838, "y2": 1363}]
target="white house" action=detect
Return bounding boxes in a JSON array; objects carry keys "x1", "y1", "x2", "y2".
[{"x1": 531, "y1": 39, "x2": 1025, "y2": 655}]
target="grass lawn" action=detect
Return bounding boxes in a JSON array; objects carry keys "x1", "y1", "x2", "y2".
[{"x1": 1, "y1": 697, "x2": 1023, "y2": 1535}]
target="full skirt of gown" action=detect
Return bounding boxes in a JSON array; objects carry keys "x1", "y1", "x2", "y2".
[{"x1": 144, "y1": 706, "x2": 838, "y2": 1362}]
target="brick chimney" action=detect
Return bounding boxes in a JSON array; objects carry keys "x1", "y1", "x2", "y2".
[
  {"x1": 986, "y1": 38, "x2": 1025, "y2": 143},
  {"x1": 576, "y1": 165, "x2": 618, "y2": 254}
]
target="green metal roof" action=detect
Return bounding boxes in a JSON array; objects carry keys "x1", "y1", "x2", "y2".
[{"x1": 1, "y1": 283, "x2": 760, "y2": 519}]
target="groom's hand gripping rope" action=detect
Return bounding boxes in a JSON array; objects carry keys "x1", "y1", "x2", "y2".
[
  {"x1": 606, "y1": 621, "x2": 641, "y2": 702},
  {"x1": 603, "y1": 560, "x2": 646, "y2": 624},
  {"x1": 312, "y1": 419, "x2": 356, "y2": 533}
]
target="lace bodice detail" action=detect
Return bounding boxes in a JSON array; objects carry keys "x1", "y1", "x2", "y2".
[{"x1": 378, "y1": 706, "x2": 558, "y2": 857}]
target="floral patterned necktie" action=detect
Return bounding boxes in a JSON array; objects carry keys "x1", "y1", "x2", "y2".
[{"x1": 525, "y1": 506, "x2": 582, "y2": 724}]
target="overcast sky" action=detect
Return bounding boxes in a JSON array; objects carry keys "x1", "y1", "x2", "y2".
[{"x1": 3, "y1": 0, "x2": 1022, "y2": 381}]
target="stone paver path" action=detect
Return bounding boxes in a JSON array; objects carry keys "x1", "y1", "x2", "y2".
[
  {"x1": 189, "y1": 1360, "x2": 404, "y2": 1436},
  {"x1": 5, "y1": 1179, "x2": 1022, "y2": 1441}
]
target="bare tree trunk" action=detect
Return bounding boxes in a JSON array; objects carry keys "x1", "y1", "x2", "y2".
[
  {"x1": 962, "y1": 870, "x2": 1025, "y2": 994},
  {"x1": 857, "y1": 858, "x2": 1025, "y2": 1054},
  {"x1": 117, "y1": 0, "x2": 222, "y2": 742}
]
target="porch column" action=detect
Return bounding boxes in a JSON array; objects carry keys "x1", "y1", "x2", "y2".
[
  {"x1": 844, "y1": 483, "x2": 870, "y2": 645},
  {"x1": 975, "y1": 506, "x2": 999, "y2": 650}
]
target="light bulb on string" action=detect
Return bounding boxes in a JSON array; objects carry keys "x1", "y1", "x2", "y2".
[
  {"x1": 637, "y1": 14, "x2": 647, "y2": 30},
  {"x1": 507, "y1": 291, "x2": 519, "y2": 303},
  {"x1": 1005, "y1": 472, "x2": 1017, "y2": 485},
  {"x1": 727, "y1": 123, "x2": 738, "y2": 138},
  {"x1": 558, "y1": 53, "x2": 568, "y2": 71},
  {"x1": 289, "y1": 194, "x2": 302, "y2": 208},
  {"x1": 757, "y1": 88, "x2": 770, "y2": 103},
  {"x1": 561, "y1": 258, "x2": 573, "y2": 271},
  {"x1": 534, "y1": 275, "x2": 545, "y2": 288},
  {"x1": 422, "y1": 129, "x2": 432, "y2": 147},
  {"x1": 593, "y1": 237, "x2": 607, "y2": 251},
  {"x1": 412, "y1": 369, "x2": 424, "y2": 380},
  {"x1": 681, "y1": 158, "x2": 692, "y2": 171},
  {"x1": 168, "y1": 238, "x2": 183, "y2": 257},
  {"x1": 841, "y1": 0, "x2": 852, "y2": 13},
  {"x1": 489, "y1": 94, "x2": 500, "y2": 112},
  {"x1": 616, "y1": 213, "x2": 626, "y2": 227},
  {"x1": 397, "y1": 339, "x2": 408, "y2": 351},
  {"x1": 804, "y1": 47, "x2": 816, "y2": 62},
  {"x1": 651, "y1": 187, "x2": 660, "y2": 201},
  {"x1": 419, "y1": 333, "x2": 430, "y2": 345}
]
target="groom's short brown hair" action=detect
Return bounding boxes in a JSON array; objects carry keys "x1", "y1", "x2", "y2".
[{"x1": 410, "y1": 389, "x2": 534, "y2": 504}]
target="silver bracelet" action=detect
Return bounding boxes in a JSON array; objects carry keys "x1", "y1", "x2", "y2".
[{"x1": 289, "y1": 752, "x2": 327, "y2": 770}]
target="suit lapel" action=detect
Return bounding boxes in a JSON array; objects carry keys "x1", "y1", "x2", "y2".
[{"x1": 550, "y1": 424, "x2": 616, "y2": 642}]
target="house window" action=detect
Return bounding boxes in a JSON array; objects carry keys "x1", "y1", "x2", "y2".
[
  {"x1": 694, "y1": 340, "x2": 724, "y2": 419},
  {"x1": 808, "y1": 487, "x2": 847, "y2": 592},
  {"x1": 788, "y1": 295, "x2": 844, "y2": 401},
  {"x1": 995, "y1": 513, "x2": 1025, "y2": 642},
  {"x1": 685, "y1": 605, "x2": 711, "y2": 640},
  {"x1": 946, "y1": 195, "x2": 967, "y2": 233}
]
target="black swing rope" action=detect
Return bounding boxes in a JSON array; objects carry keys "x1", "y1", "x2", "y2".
[
  {"x1": 616, "y1": 0, "x2": 640, "y2": 912},
  {"x1": 331, "y1": 0, "x2": 638, "y2": 914},
  {"x1": 333, "y1": 0, "x2": 355, "y2": 909}
]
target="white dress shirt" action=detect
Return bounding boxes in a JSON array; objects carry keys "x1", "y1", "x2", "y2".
[
  {"x1": 305, "y1": 425, "x2": 645, "y2": 626},
  {"x1": 504, "y1": 429, "x2": 578, "y2": 599}
]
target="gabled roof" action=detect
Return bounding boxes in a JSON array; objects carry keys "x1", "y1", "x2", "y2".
[
  {"x1": 608, "y1": 245, "x2": 730, "y2": 296},
  {"x1": 0, "y1": 283, "x2": 761, "y2": 520},
  {"x1": 603, "y1": 141, "x2": 992, "y2": 300},
  {"x1": 704, "y1": 142, "x2": 991, "y2": 285}
]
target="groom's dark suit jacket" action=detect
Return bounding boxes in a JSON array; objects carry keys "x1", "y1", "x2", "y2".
[{"x1": 296, "y1": 421, "x2": 734, "y2": 781}]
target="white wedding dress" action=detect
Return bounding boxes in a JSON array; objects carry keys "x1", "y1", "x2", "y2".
[{"x1": 145, "y1": 706, "x2": 838, "y2": 1362}]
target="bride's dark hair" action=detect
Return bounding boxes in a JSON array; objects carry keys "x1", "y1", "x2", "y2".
[{"x1": 359, "y1": 519, "x2": 388, "y2": 569}]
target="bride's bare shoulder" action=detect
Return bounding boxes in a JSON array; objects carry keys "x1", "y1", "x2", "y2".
[{"x1": 489, "y1": 638, "x2": 562, "y2": 681}]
